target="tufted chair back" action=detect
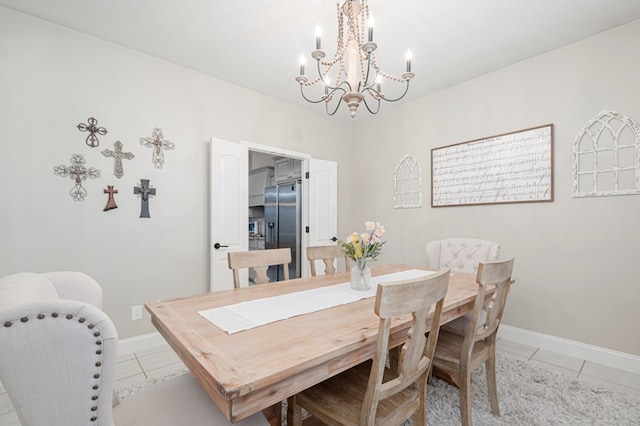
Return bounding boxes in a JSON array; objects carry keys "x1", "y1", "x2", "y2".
[
  {"x1": 0, "y1": 272, "x2": 271, "y2": 426},
  {"x1": 0, "y1": 272, "x2": 118, "y2": 426},
  {"x1": 425, "y1": 238, "x2": 501, "y2": 273}
]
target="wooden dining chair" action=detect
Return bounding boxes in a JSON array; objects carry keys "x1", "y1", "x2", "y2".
[
  {"x1": 227, "y1": 248, "x2": 291, "y2": 289},
  {"x1": 289, "y1": 268, "x2": 450, "y2": 426},
  {"x1": 306, "y1": 245, "x2": 350, "y2": 276},
  {"x1": 430, "y1": 256, "x2": 515, "y2": 426}
]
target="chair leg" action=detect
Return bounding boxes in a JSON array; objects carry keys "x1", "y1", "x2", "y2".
[
  {"x1": 458, "y1": 365, "x2": 473, "y2": 426},
  {"x1": 485, "y1": 349, "x2": 500, "y2": 416},
  {"x1": 414, "y1": 373, "x2": 428, "y2": 426}
]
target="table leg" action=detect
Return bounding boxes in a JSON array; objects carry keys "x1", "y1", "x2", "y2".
[
  {"x1": 287, "y1": 396, "x2": 303, "y2": 426},
  {"x1": 261, "y1": 402, "x2": 282, "y2": 426}
]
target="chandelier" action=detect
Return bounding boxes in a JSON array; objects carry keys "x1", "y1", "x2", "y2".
[{"x1": 295, "y1": 0, "x2": 414, "y2": 118}]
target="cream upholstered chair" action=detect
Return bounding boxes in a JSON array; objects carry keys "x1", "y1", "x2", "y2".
[
  {"x1": 306, "y1": 245, "x2": 350, "y2": 276},
  {"x1": 0, "y1": 271, "x2": 269, "y2": 426},
  {"x1": 290, "y1": 268, "x2": 450, "y2": 426},
  {"x1": 228, "y1": 248, "x2": 291, "y2": 288},
  {"x1": 425, "y1": 238, "x2": 500, "y2": 273},
  {"x1": 431, "y1": 256, "x2": 515, "y2": 426}
]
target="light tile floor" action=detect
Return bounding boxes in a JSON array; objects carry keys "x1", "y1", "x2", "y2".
[{"x1": 1, "y1": 338, "x2": 639, "y2": 425}]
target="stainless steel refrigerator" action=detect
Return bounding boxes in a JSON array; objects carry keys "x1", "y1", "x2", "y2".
[{"x1": 264, "y1": 181, "x2": 301, "y2": 282}]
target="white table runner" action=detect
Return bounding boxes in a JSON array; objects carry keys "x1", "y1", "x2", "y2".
[{"x1": 199, "y1": 269, "x2": 434, "y2": 334}]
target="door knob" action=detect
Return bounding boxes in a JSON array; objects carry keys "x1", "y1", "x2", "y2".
[
  {"x1": 331, "y1": 237, "x2": 338, "y2": 242},
  {"x1": 213, "y1": 243, "x2": 228, "y2": 250}
]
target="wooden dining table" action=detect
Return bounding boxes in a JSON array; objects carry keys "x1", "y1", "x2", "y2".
[{"x1": 145, "y1": 263, "x2": 485, "y2": 424}]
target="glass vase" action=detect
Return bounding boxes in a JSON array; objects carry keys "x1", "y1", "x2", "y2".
[{"x1": 350, "y1": 261, "x2": 372, "y2": 291}]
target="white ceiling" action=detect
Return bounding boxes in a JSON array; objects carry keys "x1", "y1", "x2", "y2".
[{"x1": 2, "y1": 0, "x2": 640, "y2": 118}]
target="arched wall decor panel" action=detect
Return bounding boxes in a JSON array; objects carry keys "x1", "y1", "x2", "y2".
[
  {"x1": 573, "y1": 111, "x2": 640, "y2": 198},
  {"x1": 393, "y1": 154, "x2": 422, "y2": 208}
]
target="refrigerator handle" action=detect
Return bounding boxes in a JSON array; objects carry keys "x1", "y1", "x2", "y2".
[{"x1": 266, "y1": 222, "x2": 275, "y2": 244}]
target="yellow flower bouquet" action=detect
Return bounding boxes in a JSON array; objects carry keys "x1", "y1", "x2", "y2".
[{"x1": 338, "y1": 221, "x2": 386, "y2": 290}]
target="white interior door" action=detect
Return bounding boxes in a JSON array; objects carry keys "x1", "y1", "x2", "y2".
[
  {"x1": 210, "y1": 138, "x2": 248, "y2": 291},
  {"x1": 308, "y1": 158, "x2": 338, "y2": 250}
]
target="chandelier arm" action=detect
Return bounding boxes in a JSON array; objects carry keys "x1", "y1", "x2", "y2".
[
  {"x1": 299, "y1": 85, "x2": 332, "y2": 104},
  {"x1": 362, "y1": 55, "x2": 374, "y2": 89},
  {"x1": 326, "y1": 91, "x2": 346, "y2": 116},
  {"x1": 314, "y1": 59, "x2": 326, "y2": 81},
  {"x1": 333, "y1": 79, "x2": 353, "y2": 93},
  {"x1": 361, "y1": 91, "x2": 381, "y2": 115},
  {"x1": 299, "y1": 84, "x2": 348, "y2": 111},
  {"x1": 377, "y1": 80, "x2": 411, "y2": 103}
]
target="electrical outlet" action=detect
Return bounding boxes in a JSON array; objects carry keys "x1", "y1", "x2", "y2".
[{"x1": 131, "y1": 305, "x2": 143, "y2": 321}]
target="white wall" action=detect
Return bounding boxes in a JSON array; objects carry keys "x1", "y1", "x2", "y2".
[
  {"x1": 0, "y1": 7, "x2": 352, "y2": 338},
  {"x1": 351, "y1": 20, "x2": 640, "y2": 356}
]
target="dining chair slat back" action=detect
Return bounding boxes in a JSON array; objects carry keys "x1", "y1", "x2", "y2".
[
  {"x1": 291, "y1": 268, "x2": 450, "y2": 426},
  {"x1": 227, "y1": 248, "x2": 291, "y2": 288},
  {"x1": 306, "y1": 245, "x2": 350, "y2": 276},
  {"x1": 431, "y1": 256, "x2": 515, "y2": 426}
]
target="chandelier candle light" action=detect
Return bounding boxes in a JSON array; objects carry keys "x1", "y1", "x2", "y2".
[
  {"x1": 339, "y1": 221, "x2": 386, "y2": 290},
  {"x1": 295, "y1": 0, "x2": 414, "y2": 118}
]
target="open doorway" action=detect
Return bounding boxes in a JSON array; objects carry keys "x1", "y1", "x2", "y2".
[
  {"x1": 248, "y1": 151, "x2": 303, "y2": 283},
  {"x1": 210, "y1": 137, "x2": 337, "y2": 292}
]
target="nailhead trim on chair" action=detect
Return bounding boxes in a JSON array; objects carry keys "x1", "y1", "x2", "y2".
[{"x1": 3, "y1": 312, "x2": 106, "y2": 424}]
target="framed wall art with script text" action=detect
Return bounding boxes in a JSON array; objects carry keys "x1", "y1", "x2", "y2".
[{"x1": 431, "y1": 124, "x2": 554, "y2": 207}]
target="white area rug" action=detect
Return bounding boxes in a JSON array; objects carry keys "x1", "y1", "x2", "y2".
[
  {"x1": 419, "y1": 354, "x2": 640, "y2": 425},
  {"x1": 116, "y1": 354, "x2": 640, "y2": 425}
]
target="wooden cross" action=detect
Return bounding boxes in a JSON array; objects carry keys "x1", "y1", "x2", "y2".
[
  {"x1": 53, "y1": 154, "x2": 101, "y2": 201},
  {"x1": 140, "y1": 128, "x2": 175, "y2": 169},
  {"x1": 102, "y1": 141, "x2": 135, "y2": 178},
  {"x1": 77, "y1": 117, "x2": 108, "y2": 148},
  {"x1": 103, "y1": 186, "x2": 118, "y2": 211},
  {"x1": 133, "y1": 179, "x2": 156, "y2": 218}
]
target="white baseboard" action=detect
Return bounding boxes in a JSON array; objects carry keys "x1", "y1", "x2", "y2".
[
  {"x1": 498, "y1": 324, "x2": 640, "y2": 375},
  {"x1": 119, "y1": 327, "x2": 640, "y2": 375},
  {"x1": 118, "y1": 332, "x2": 167, "y2": 356}
]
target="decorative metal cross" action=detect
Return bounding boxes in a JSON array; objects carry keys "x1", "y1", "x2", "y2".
[
  {"x1": 53, "y1": 154, "x2": 101, "y2": 201},
  {"x1": 77, "y1": 117, "x2": 108, "y2": 148},
  {"x1": 140, "y1": 128, "x2": 175, "y2": 169},
  {"x1": 133, "y1": 179, "x2": 156, "y2": 218},
  {"x1": 103, "y1": 186, "x2": 118, "y2": 211},
  {"x1": 102, "y1": 141, "x2": 135, "y2": 178}
]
